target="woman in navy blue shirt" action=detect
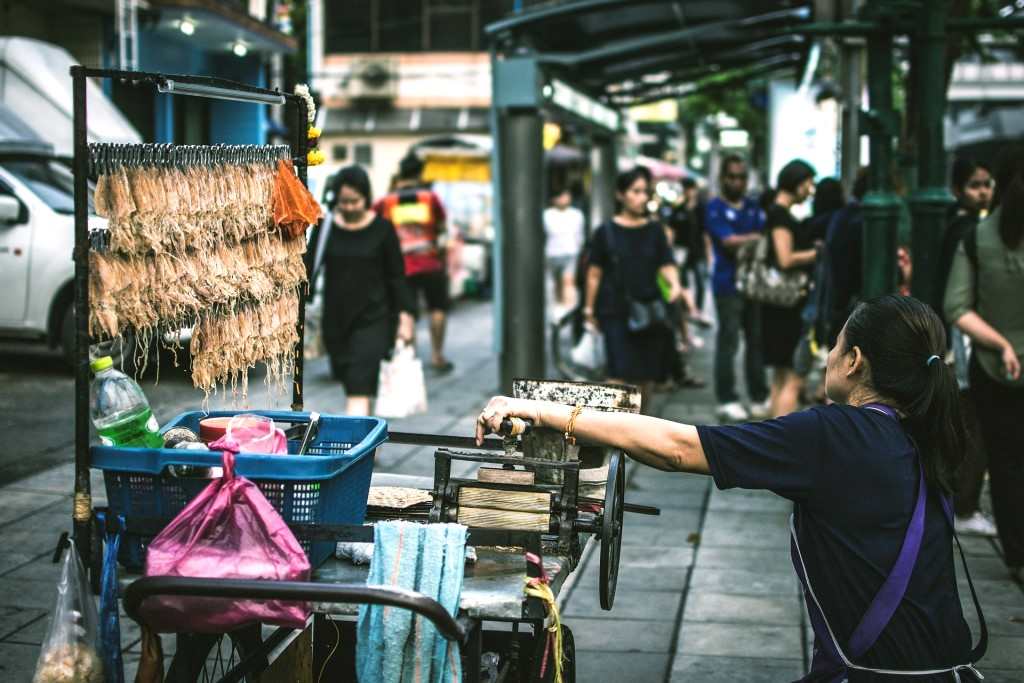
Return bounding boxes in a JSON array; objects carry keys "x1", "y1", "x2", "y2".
[{"x1": 477, "y1": 295, "x2": 984, "y2": 681}]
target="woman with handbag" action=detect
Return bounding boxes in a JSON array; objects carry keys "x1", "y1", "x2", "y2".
[
  {"x1": 944, "y1": 145, "x2": 1024, "y2": 583},
  {"x1": 762, "y1": 160, "x2": 818, "y2": 417},
  {"x1": 583, "y1": 167, "x2": 685, "y2": 411},
  {"x1": 306, "y1": 165, "x2": 416, "y2": 416}
]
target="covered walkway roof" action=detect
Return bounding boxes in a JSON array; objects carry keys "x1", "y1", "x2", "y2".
[{"x1": 485, "y1": 0, "x2": 815, "y2": 107}]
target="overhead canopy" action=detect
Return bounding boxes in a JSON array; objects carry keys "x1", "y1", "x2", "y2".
[{"x1": 485, "y1": 0, "x2": 815, "y2": 108}]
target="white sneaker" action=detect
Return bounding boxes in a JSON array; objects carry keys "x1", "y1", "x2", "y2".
[
  {"x1": 748, "y1": 399, "x2": 772, "y2": 420},
  {"x1": 954, "y1": 511, "x2": 998, "y2": 537},
  {"x1": 716, "y1": 401, "x2": 750, "y2": 423}
]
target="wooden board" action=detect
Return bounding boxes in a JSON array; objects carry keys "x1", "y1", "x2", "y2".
[
  {"x1": 457, "y1": 506, "x2": 550, "y2": 531},
  {"x1": 477, "y1": 467, "x2": 536, "y2": 485},
  {"x1": 458, "y1": 487, "x2": 550, "y2": 513}
]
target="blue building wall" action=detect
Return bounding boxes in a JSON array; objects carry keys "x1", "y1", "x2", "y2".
[{"x1": 137, "y1": 31, "x2": 270, "y2": 145}]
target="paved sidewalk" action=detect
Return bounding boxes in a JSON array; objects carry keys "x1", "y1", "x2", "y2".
[{"x1": 1, "y1": 300, "x2": 1022, "y2": 680}]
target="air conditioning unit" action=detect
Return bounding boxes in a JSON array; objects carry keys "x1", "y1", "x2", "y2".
[{"x1": 346, "y1": 59, "x2": 398, "y2": 101}]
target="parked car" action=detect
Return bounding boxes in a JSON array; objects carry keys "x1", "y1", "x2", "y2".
[{"x1": 0, "y1": 144, "x2": 104, "y2": 365}]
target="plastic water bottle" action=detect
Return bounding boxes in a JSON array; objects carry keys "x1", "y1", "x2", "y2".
[{"x1": 90, "y1": 356, "x2": 162, "y2": 448}]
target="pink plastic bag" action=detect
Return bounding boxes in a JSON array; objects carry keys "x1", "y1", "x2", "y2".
[{"x1": 140, "y1": 445, "x2": 311, "y2": 634}]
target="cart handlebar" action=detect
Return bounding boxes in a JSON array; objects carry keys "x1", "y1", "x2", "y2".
[{"x1": 123, "y1": 576, "x2": 468, "y2": 643}]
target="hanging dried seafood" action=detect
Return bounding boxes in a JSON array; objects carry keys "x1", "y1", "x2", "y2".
[{"x1": 87, "y1": 143, "x2": 319, "y2": 397}]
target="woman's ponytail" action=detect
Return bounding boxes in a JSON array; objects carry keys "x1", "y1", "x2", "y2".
[{"x1": 843, "y1": 295, "x2": 967, "y2": 492}]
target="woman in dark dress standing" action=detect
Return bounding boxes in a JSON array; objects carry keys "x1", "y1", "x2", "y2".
[
  {"x1": 763, "y1": 160, "x2": 818, "y2": 417},
  {"x1": 583, "y1": 167, "x2": 685, "y2": 411},
  {"x1": 308, "y1": 165, "x2": 415, "y2": 416}
]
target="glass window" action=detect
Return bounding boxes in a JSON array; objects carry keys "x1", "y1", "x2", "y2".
[
  {"x1": 325, "y1": 1, "x2": 372, "y2": 52},
  {"x1": 428, "y1": 9, "x2": 474, "y2": 50},
  {"x1": 379, "y1": 1, "x2": 423, "y2": 51},
  {"x1": 1, "y1": 159, "x2": 94, "y2": 215},
  {"x1": 354, "y1": 144, "x2": 373, "y2": 165},
  {"x1": 332, "y1": 144, "x2": 349, "y2": 161}
]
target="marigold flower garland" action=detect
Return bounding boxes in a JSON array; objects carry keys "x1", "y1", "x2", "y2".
[{"x1": 294, "y1": 84, "x2": 324, "y2": 166}]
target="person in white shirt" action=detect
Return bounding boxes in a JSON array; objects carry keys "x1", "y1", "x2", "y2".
[{"x1": 543, "y1": 188, "x2": 585, "y2": 312}]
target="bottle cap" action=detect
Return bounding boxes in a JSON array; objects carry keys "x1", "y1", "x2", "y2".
[{"x1": 90, "y1": 356, "x2": 113, "y2": 373}]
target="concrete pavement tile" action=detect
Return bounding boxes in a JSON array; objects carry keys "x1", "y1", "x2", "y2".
[
  {"x1": 684, "y1": 592, "x2": 803, "y2": 626},
  {"x1": 629, "y1": 470, "x2": 709, "y2": 494},
  {"x1": 622, "y1": 525, "x2": 700, "y2": 548},
  {"x1": 573, "y1": 650, "x2": 669, "y2": 681},
  {"x1": 973, "y1": 669, "x2": 1024, "y2": 683},
  {"x1": 576, "y1": 553, "x2": 691, "y2": 591},
  {"x1": 4, "y1": 557, "x2": 62, "y2": 584},
  {"x1": 677, "y1": 622, "x2": 803, "y2": 659},
  {"x1": 626, "y1": 485, "x2": 707, "y2": 511},
  {"x1": 977, "y1": 635, "x2": 1024, "y2": 669},
  {"x1": 698, "y1": 510, "x2": 790, "y2": 549},
  {"x1": 0, "y1": 491, "x2": 67, "y2": 527},
  {"x1": 957, "y1": 555, "x2": 1021, "y2": 582},
  {"x1": 1, "y1": 610, "x2": 48, "y2": 645},
  {"x1": 0, "y1": 606, "x2": 47, "y2": 642},
  {"x1": 622, "y1": 507, "x2": 704, "y2": 530},
  {"x1": 695, "y1": 546, "x2": 793, "y2": 573},
  {"x1": 955, "y1": 535, "x2": 1002, "y2": 557},
  {"x1": 563, "y1": 589, "x2": 682, "y2": 620},
  {"x1": 567, "y1": 617, "x2": 675, "y2": 653},
  {"x1": 707, "y1": 489, "x2": 793, "y2": 513},
  {"x1": 0, "y1": 552, "x2": 39, "y2": 576},
  {"x1": 669, "y1": 655, "x2": 804, "y2": 682},
  {"x1": 0, "y1": 641, "x2": 39, "y2": 680},
  {"x1": 689, "y1": 568, "x2": 800, "y2": 596},
  {"x1": 0, "y1": 577, "x2": 60, "y2": 609}
]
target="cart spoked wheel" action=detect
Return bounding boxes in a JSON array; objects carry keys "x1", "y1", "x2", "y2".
[
  {"x1": 599, "y1": 451, "x2": 625, "y2": 611},
  {"x1": 559, "y1": 624, "x2": 576, "y2": 683},
  {"x1": 166, "y1": 625, "x2": 267, "y2": 682}
]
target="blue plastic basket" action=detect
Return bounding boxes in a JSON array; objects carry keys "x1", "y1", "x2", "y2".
[{"x1": 91, "y1": 410, "x2": 387, "y2": 569}]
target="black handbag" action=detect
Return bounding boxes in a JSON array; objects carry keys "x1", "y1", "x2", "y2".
[{"x1": 605, "y1": 223, "x2": 669, "y2": 334}]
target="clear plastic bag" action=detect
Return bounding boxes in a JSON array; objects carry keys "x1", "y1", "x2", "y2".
[
  {"x1": 375, "y1": 343, "x2": 428, "y2": 418},
  {"x1": 33, "y1": 539, "x2": 104, "y2": 683},
  {"x1": 570, "y1": 324, "x2": 605, "y2": 371}
]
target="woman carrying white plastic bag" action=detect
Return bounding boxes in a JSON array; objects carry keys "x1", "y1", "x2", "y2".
[{"x1": 375, "y1": 341, "x2": 429, "y2": 418}]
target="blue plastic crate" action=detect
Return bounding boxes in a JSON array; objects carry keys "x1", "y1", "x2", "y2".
[{"x1": 91, "y1": 411, "x2": 386, "y2": 569}]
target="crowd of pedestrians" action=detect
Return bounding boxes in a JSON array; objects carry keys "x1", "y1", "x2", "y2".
[{"x1": 553, "y1": 147, "x2": 1022, "y2": 584}]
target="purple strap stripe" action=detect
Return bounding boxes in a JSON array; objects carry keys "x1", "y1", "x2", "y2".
[{"x1": 846, "y1": 466, "x2": 926, "y2": 656}]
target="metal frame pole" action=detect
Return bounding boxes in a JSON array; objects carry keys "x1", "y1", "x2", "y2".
[
  {"x1": 70, "y1": 65, "x2": 92, "y2": 565},
  {"x1": 908, "y1": 0, "x2": 953, "y2": 311},
  {"x1": 860, "y1": 28, "x2": 900, "y2": 299},
  {"x1": 499, "y1": 109, "x2": 545, "y2": 391},
  {"x1": 292, "y1": 95, "x2": 309, "y2": 411}
]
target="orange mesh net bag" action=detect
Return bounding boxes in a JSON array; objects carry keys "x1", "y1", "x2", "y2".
[{"x1": 272, "y1": 159, "x2": 321, "y2": 239}]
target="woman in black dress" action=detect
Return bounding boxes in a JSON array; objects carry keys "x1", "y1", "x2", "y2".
[
  {"x1": 583, "y1": 167, "x2": 685, "y2": 411},
  {"x1": 309, "y1": 165, "x2": 415, "y2": 416},
  {"x1": 763, "y1": 160, "x2": 818, "y2": 417}
]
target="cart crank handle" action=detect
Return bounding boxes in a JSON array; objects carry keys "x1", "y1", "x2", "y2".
[
  {"x1": 498, "y1": 417, "x2": 533, "y2": 438},
  {"x1": 577, "y1": 497, "x2": 660, "y2": 516}
]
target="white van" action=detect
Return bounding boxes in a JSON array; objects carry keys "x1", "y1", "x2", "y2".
[{"x1": 0, "y1": 110, "x2": 105, "y2": 363}]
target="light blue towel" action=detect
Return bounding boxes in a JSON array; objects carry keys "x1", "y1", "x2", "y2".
[{"x1": 356, "y1": 521, "x2": 467, "y2": 683}]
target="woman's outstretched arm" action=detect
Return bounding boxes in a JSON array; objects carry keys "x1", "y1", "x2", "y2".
[{"x1": 475, "y1": 397, "x2": 710, "y2": 475}]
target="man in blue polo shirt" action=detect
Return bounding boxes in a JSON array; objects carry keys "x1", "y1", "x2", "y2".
[{"x1": 705, "y1": 155, "x2": 769, "y2": 422}]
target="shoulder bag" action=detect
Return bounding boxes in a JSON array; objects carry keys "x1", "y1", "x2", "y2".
[{"x1": 736, "y1": 230, "x2": 809, "y2": 307}]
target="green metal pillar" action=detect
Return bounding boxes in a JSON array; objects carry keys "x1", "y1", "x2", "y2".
[
  {"x1": 908, "y1": 0, "x2": 954, "y2": 310},
  {"x1": 860, "y1": 28, "x2": 901, "y2": 299}
]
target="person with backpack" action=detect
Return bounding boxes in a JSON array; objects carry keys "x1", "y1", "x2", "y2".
[
  {"x1": 582, "y1": 167, "x2": 685, "y2": 412},
  {"x1": 478, "y1": 294, "x2": 987, "y2": 681},
  {"x1": 762, "y1": 160, "x2": 819, "y2": 417},
  {"x1": 374, "y1": 153, "x2": 454, "y2": 373},
  {"x1": 944, "y1": 145, "x2": 1024, "y2": 584},
  {"x1": 937, "y1": 157, "x2": 997, "y2": 538}
]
